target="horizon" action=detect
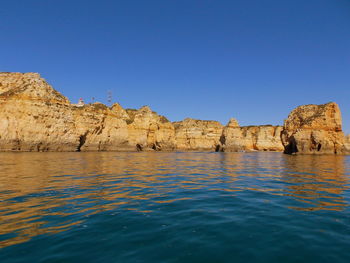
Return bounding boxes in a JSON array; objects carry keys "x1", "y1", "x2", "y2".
[{"x1": 1, "y1": 0, "x2": 350, "y2": 133}]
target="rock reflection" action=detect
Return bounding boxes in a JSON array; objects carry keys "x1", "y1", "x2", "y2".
[
  {"x1": 0, "y1": 152, "x2": 234, "y2": 248},
  {"x1": 0, "y1": 152, "x2": 349, "y2": 248},
  {"x1": 282, "y1": 155, "x2": 349, "y2": 211}
]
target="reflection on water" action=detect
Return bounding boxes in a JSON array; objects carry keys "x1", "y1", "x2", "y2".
[
  {"x1": 283, "y1": 155, "x2": 348, "y2": 211},
  {"x1": 0, "y1": 152, "x2": 349, "y2": 249}
]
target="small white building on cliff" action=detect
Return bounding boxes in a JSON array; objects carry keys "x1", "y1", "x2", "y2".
[{"x1": 73, "y1": 98, "x2": 85, "y2": 107}]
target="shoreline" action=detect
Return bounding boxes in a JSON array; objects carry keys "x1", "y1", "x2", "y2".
[{"x1": 0, "y1": 72, "x2": 349, "y2": 155}]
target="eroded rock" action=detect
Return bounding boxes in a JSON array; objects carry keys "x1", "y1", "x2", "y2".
[
  {"x1": 222, "y1": 118, "x2": 284, "y2": 152},
  {"x1": 281, "y1": 102, "x2": 346, "y2": 154},
  {"x1": 126, "y1": 106, "x2": 176, "y2": 151},
  {"x1": 344, "y1": 135, "x2": 350, "y2": 154},
  {"x1": 173, "y1": 118, "x2": 223, "y2": 151},
  {"x1": 0, "y1": 73, "x2": 174, "y2": 151},
  {"x1": 0, "y1": 73, "x2": 78, "y2": 151},
  {"x1": 0, "y1": 73, "x2": 348, "y2": 154}
]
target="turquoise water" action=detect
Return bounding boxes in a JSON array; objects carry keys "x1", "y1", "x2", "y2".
[{"x1": 0, "y1": 152, "x2": 350, "y2": 263}]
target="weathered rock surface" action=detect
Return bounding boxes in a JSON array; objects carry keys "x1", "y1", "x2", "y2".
[
  {"x1": 281, "y1": 102, "x2": 347, "y2": 154},
  {"x1": 0, "y1": 73, "x2": 77, "y2": 151},
  {"x1": 0, "y1": 73, "x2": 175, "y2": 151},
  {"x1": 126, "y1": 106, "x2": 175, "y2": 151},
  {"x1": 344, "y1": 135, "x2": 350, "y2": 153},
  {"x1": 0, "y1": 73, "x2": 348, "y2": 154},
  {"x1": 221, "y1": 118, "x2": 284, "y2": 152},
  {"x1": 72, "y1": 103, "x2": 130, "y2": 151},
  {"x1": 173, "y1": 118, "x2": 223, "y2": 151}
]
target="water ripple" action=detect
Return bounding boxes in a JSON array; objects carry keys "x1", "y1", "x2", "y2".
[{"x1": 0, "y1": 152, "x2": 350, "y2": 262}]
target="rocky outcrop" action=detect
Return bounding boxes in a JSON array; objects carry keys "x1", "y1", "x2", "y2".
[
  {"x1": 0, "y1": 73, "x2": 175, "y2": 151},
  {"x1": 281, "y1": 102, "x2": 347, "y2": 154},
  {"x1": 221, "y1": 118, "x2": 284, "y2": 152},
  {"x1": 0, "y1": 73, "x2": 78, "y2": 151},
  {"x1": 72, "y1": 103, "x2": 130, "y2": 151},
  {"x1": 173, "y1": 118, "x2": 223, "y2": 151},
  {"x1": 0, "y1": 73, "x2": 348, "y2": 154},
  {"x1": 344, "y1": 135, "x2": 350, "y2": 153},
  {"x1": 126, "y1": 106, "x2": 175, "y2": 151}
]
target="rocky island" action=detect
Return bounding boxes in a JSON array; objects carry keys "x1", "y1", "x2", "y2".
[{"x1": 0, "y1": 72, "x2": 349, "y2": 154}]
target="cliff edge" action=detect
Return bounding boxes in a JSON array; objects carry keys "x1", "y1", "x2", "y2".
[
  {"x1": 221, "y1": 118, "x2": 284, "y2": 152},
  {"x1": 0, "y1": 73, "x2": 348, "y2": 154},
  {"x1": 0, "y1": 73, "x2": 174, "y2": 151},
  {"x1": 281, "y1": 102, "x2": 347, "y2": 154}
]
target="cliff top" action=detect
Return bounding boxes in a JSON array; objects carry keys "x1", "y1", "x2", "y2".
[
  {"x1": 284, "y1": 102, "x2": 342, "y2": 131},
  {"x1": 0, "y1": 72, "x2": 69, "y2": 103},
  {"x1": 173, "y1": 118, "x2": 223, "y2": 128}
]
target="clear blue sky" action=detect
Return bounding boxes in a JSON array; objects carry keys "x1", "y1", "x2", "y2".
[{"x1": 1, "y1": 0, "x2": 350, "y2": 133}]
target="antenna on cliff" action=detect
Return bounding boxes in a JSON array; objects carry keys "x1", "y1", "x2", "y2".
[{"x1": 107, "y1": 90, "x2": 112, "y2": 106}]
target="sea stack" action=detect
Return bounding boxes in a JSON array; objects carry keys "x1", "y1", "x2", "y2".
[{"x1": 281, "y1": 102, "x2": 347, "y2": 154}]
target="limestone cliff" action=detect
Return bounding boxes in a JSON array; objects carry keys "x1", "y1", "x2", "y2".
[
  {"x1": 221, "y1": 118, "x2": 284, "y2": 152},
  {"x1": 0, "y1": 73, "x2": 78, "y2": 151},
  {"x1": 173, "y1": 118, "x2": 223, "y2": 151},
  {"x1": 344, "y1": 135, "x2": 350, "y2": 153},
  {"x1": 0, "y1": 73, "x2": 174, "y2": 151},
  {"x1": 126, "y1": 106, "x2": 175, "y2": 151},
  {"x1": 72, "y1": 103, "x2": 130, "y2": 151},
  {"x1": 0, "y1": 73, "x2": 348, "y2": 154},
  {"x1": 281, "y1": 102, "x2": 346, "y2": 154}
]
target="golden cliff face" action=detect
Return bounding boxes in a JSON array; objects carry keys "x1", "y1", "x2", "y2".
[
  {"x1": 281, "y1": 102, "x2": 346, "y2": 154},
  {"x1": 343, "y1": 134, "x2": 350, "y2": 154},
  {"x1": 173, "y1": 118, "x2": 224, "y2": 151},
  {"x1": 0, "y1": 73, "x2": 348, "y2": 154},
  {"x1": 221, "y1": 118, "x2": 284, "y2": 152},
  {"x1": 0, "y1": 73, "x2": 174, "y2": 151},
  {"x1": 126, "y1": 106, "x2": 176, "y2": 151},
  {"x1": 0, "y1": 73, "x2": 77, "y2": 151}
]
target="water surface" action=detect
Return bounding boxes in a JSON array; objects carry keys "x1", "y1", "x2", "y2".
[{"x1": 0, "y1": 152, "x2": 349, "y2": 262}]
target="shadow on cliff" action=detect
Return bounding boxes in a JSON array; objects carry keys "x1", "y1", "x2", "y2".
[
  {"x1": 283, "y1": 136, "x2": 298, "y2": 154},
  {"x1": 76, "y1": 132, "x2": 88, "y2": 152}
]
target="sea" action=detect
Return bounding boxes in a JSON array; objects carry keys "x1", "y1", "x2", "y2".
[{"x1": 0, "y1": 152, "x2": 349, "y2": 263}]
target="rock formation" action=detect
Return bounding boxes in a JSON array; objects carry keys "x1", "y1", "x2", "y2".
[
  {"x1": 0, "y1": 72, "x2": 348, "y2": 154},
  {"x1": 72, "y1": 103, "x2": 130, "y2": 151},
  {"x1": 173, "y1": 118, "x2": 223, "y2": 151},
  {"x1": 0, "y1": 73, "x2": 77, "y2": 151},
  {"x1": 344, "y1": 135, "x2": 350, "y2": 153},
  {"x1": 221, "y1": 118, "x2": 284, "y2": 152},
  {"x1": 0, "y1": 73, "x2": 175, "y2": 151},
  {"x1": 281, "y1": 102, "x2": 347, "y2": 154},
  {"x1": 125, "y1": 106, "x2": 175, "y2": 151}
]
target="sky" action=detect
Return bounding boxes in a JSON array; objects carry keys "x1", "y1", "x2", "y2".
[{"x1": 1, "y1": 0, "x2": 350, "y2": 133}]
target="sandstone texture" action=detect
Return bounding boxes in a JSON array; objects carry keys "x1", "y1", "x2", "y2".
[
  {"x1": 221, "y1": 118, "x2": 284, "y2": 152},
  {"x1": 344, "y1": 135, "x2": 350, "y2": 153},
  {"x1": 0, "y1": 73, "x2": 348, "y2": 154},
  {"x1": 173, "y1": 118, "x2": 223, "y2": 151},
  {"x1": 0, "y1": 73, "x2": 77, "y2": 151},
  {"x1": 125, "y1": 106, "x2": 175, "y2": 151},
  {"x1": 281, "y1": 102, "x2": 347, "y2": 154},
  {"x1": 0, "y1": 73, "x2": 174, "y2": 151}
]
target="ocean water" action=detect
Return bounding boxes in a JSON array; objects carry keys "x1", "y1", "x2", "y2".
[{"x1": 0, "y1": 152, "x2": 349, "y2": 263}]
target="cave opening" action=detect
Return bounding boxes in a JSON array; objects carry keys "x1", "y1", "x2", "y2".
[
  {"x1": 77, "y1": 133, "x2": 88, "y2": 152},
  {"x1": 136, "y1": 144, "x2": 143, "y2": 151}
]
